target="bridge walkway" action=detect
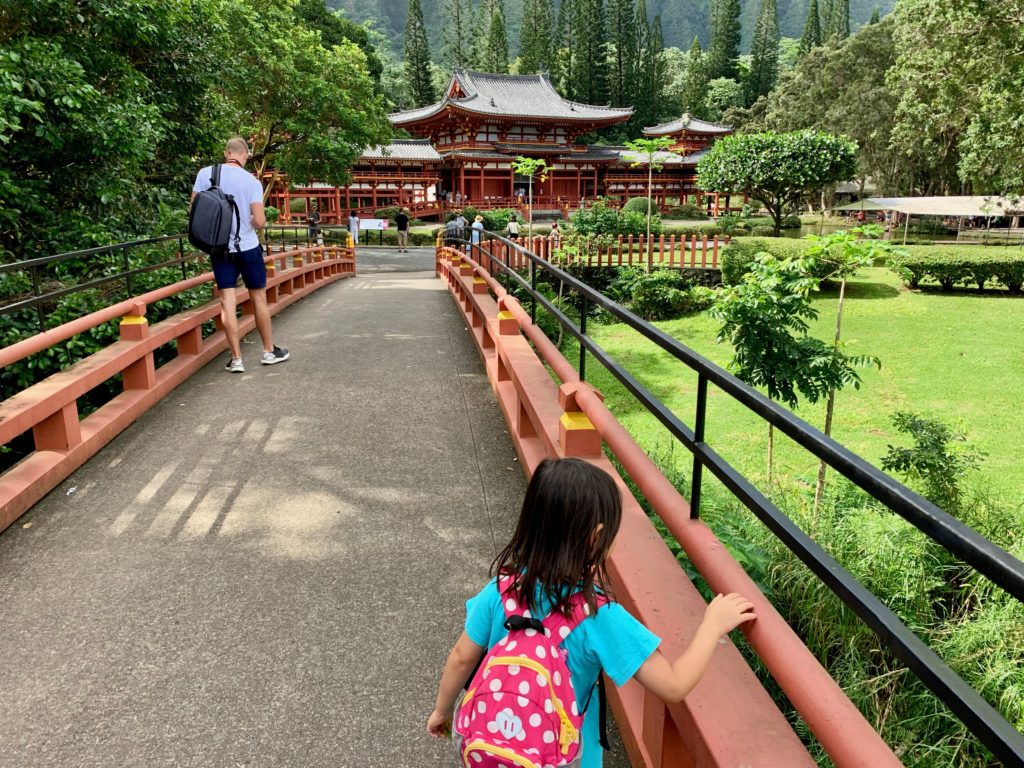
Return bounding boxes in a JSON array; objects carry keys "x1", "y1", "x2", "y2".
[{"x1": 0, "y1": 248, "x2": 630, "y2": 767}]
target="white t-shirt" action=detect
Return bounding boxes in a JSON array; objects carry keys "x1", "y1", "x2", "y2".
[{"x1": 192, "y1": 163, "x2": 263, "y2": 252}]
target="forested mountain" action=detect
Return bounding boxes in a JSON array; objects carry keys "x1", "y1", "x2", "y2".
[{"x1": 328, "y1": 0, "x2": 893, "y2": 55}]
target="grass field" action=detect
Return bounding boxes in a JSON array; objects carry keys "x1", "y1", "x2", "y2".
[{"x1": 585, "y1": 266, "x2": 1024, "y2": 503}]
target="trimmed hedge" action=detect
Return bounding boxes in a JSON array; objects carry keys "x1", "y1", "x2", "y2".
[
  {"x1": 663, "y1": 223, "x2": 724, "y2": 237},
  {"x1": 623, "y1": 196, "x2": 655, "y2": 213},
  {"x1": 751, "y1": 225, "x2": 776, "y2": 237},
  {"x1": 889, "y1": 247, "x2": 1024, "y2": 292},
  {"x1": 720, "y1": 237, "x2": 833, "y2": 285}
]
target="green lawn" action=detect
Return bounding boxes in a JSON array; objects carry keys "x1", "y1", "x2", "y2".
[{"x1": 587, "y1": 267, "x2": 1024, "y2": 502}]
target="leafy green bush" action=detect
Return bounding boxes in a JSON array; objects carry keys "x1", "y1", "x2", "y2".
[
  {"x1": 264, "y1": 206, "x2": 280, "y2": 224},
  {"x1": 627, "y1": 270, "x2": 712, "y2": 320},
  {"x1": 483, "y1": 208, "x2": 524, "y2": 232},
  {"x1": 622, "y1": 196, "x2": 655, "y2": 213},
  {"x1": 750, "y1": 225, "x2": 776, "y2": 237},
  {"x1": 289, "y1": 197, "x2": 309, "y2": 213},
  {"x1": 720, "y1": 237, "x2": 833, "y2": 285},
  {"x1": 889, "y1": 246, "x2": 1024, "y2": 292},
  {"x1": 665, "y1": 203, "x2": 707, "y2": 219},
  {"x1": 881, "y1": 412, "x2": 983, "y2": 514},
  {"x1": 373, "y1": 206, "x2": 400, "y2": 221},
  {"x1": 570, "y1": 200, "x2": 661, "y2": 237},
  {"x1": 780, "y1": 215, "x2": 802, "y2": 229}
]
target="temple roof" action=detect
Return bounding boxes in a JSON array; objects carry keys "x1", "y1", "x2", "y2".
[
  {"x1": 359, "y1": 139, "x2": 442, "y2": 162},
  {"x1": 643, "y1": 114, "x2": 732, "y2": 137},
  {"x1": 391, "y1": 69, "x2": 633, "y2": 125}
]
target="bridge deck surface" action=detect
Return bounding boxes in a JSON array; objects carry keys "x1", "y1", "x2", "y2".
[{"x1": 0, "y1": 248, "x2": 633, "y2": 767}]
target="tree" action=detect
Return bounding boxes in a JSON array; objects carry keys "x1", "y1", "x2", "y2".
[
  {"x1": 798, "y1": 0, "x2": 821, "y2": 55},
  {"x1": 888, "y1": 0, "x2": 1024, "y2": 194},
  {"x1": 703, "y1": 77, "x2": 743, "y2": 121},
  {"x1": 519, "y1": 0, "x2": 555, "y2": 74},
  {"x1": 746, "y1": 0, "x2": 779, "y2": 104},
  {"x1": 224, "y1": 0, "x2": 393, "y2": 199},
  {"x1": 571, "y1": 0, "x2": 610, "y2": 104},
  {"x1": 482, "y1": 0, "x2": 511, "y2": 73},
  {"x1": 869, "y1": 5, "x2": 880, "y2": 23},
  {"x1": 511, "y1": 157, "x2": 549, "y2": 238},
  {"x1": 680, "y1": 37, "x2": 710, "y2": 118},
  {"x1": 828, "y1": 0, "x2": 849, "y2": 39},
  {"x1": 404, "y1": 0, "x2": 435, "y2": 106},
  {"x1": 294, "y1": 0, "x2": 384, "y2": 85},
  {"x1": 707, "y1": 0, "x2": 740, "y2": 80},
  {"x1": 697, "y1": 131, "x2": 856, "y2": 233},
  {"x1": 607, "y1": 0, "x2": 638, "y2": 106},
  {"x1": 554, "y1": 0, "x2": 577, "y2": 97},
  {"x1": 623, "y1": 137, "x2": 674, "y2": 267},
  {"x1": 443, "y1": 0, "x2": 473, "y2": 68},
  {"x1": 804, "y1": 225, "x2": 895, "y2": 514},
  {"x1": 712, "y1": 252, "x2": 873, "y2": 482},
  {"x1": 759, "y1": 18, "x2": 899, "y2": 196}
]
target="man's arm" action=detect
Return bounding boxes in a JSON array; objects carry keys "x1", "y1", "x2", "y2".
[{"x1": 250, "y1": 202, "x2": 266, "y2": 229}]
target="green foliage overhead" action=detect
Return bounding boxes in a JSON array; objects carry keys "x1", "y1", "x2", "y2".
[{"x1": 697, "y1": 130, "x2": 857, "y2": 233}]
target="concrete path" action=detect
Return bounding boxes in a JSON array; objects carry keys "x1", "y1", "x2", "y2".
[{"x1": 0, "y1": 246, "x2": 628, "y2": 767}]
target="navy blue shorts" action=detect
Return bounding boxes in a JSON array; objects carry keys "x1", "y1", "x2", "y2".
[{"x1": 212, "y1": 245, "x2": 267, "y2": 290}]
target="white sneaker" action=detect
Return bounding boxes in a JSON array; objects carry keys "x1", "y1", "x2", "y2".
[{"x1": 225, "y1": 357, "x2": 244, "y2": 373}]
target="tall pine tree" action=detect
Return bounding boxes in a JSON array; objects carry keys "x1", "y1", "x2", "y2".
[
  {"x1": 830, "y1": 0, "x2": 849, "y2": 39},
  {"x1": 869, "y1": 5, "x2": 880, "y2": 23},
  {"x1": 607, "y1": 0, "x2": 637, "y2": 106},
  {"x1": 746, "y1": 0, "x2": 778, "y2": 104},
  {"x1": 483, "y1": 0, "x2": 510, "y2": 72},
  {"x1": 707, "y1": 0, "x2": 741, "y2": 80},
  {"x1": 820, "y1": 0, "x2": 834, "y2": 37},
  {"x1": 681, "y1": 36, "x2": 709, "y2": 118},
  {"x1": 555, "y1": 0, "x2": 577, "y2": 96},
  {"x1": 443, "y1": 0, "x2": 473, "y2": 68},
  {"x1": 572, "y1": 0, "x2": 609, "y2": 104},
  {"x1": 519, "y1": 0, "x2": 554, "y2": 74},
  {"x1": 646, "y1": 16, "x2": 667, "y2": 123},
  {"x1": 404, "y1": 0, "x2": 435, "y2": 106},
  {"x1": 799, "y1": 0, "x2": 821, "y2": 55}
]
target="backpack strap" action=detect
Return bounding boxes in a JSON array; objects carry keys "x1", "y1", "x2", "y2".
[{"x1": 211, "y1": 163, "x2": 221, "y2": 188}]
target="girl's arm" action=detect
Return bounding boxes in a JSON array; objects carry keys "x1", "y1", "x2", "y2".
[
  {"x1": 427, "y1": 631, "x2": 486, "y2": 737},
  {"x1": 634, "y1": 593, "x2": 756, "y2": 703}
]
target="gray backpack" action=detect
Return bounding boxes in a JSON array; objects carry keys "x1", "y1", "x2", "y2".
[{"x1": 188, "y1": 164, "x2": 241, "y2": 257}]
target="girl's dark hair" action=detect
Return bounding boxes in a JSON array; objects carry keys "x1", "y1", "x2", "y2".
[{"x1": 493, "y1": 458, "x2": 622, "y2": 618}]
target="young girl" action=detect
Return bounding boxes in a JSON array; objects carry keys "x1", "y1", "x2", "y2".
[{"x1": 427, "y1": 458, "x2": 756, "y2": 766}]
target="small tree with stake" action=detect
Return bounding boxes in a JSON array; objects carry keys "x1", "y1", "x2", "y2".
[
  {"x1": 805, "y1": 224, "x2": 902, "y2": 515},
  {"x1": 511, "y1": 156, "x2": 549, "y2": 239},
  {"x1": 624, "y1": 136, "x2": 675, "y2": 269},
  {"x1": 712, "y1": 252, "x2": 877, "y2": 485}
]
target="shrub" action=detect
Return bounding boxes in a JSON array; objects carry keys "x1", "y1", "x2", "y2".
[
  {"x1": 622, "y1": 196, "x2": 655, "y2": 213},
  {"x1": 483, "y1": 207, "x2": 524, "y2": 232},
  {"x1": 665, "y1": 203, "x2": 707, "y2": 219},
  {"x1": 888, "y1": 246, "x2": 1024, "y2": 292},
  {"x1": 720, "y1": 237, "x2": 833, "y2": 285},
  {"x1": 264, "y1": 206, "x2": 280, "y2": 224},
  {"x1": 373, "y1": 206, "x2": 400, "y2": 221},
  {"x1": 663, "y1": 223, "x2": 724, "y2": 238},
  {"x1": 571, "y1": 200, "x2": 661, "y2": 237},
  {"x1": 289, "y1": 197, "x2": 309, "y2": 213},
  {"x1": 780, "y1": 215, "x2": 802, "y2": 229},
  {"x1": 750, "y1": 225, "x2": 776, "y2": 237},
  {"x1": 626, "y1": 270, "x2": 712, "y2": 320}
]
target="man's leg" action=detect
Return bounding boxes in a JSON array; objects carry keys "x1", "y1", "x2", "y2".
[
  {"x1": 250, "y1": 288, "x2": 274, "y2": 353},
  {"x1": 220, "y1": 288, "x2": 242, "y2": 359}
]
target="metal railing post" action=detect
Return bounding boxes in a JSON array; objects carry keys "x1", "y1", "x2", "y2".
[
  {"x1": 690, "y1": 374, "x2": 708, "y2": 519},
  {"x1": 123, "y1": 246, "x2": 132, "y2": 297},
  {"x1": 578, "y1": 294, "x2": 588, "y2": 382},
  {"x1": 31, "y1": 265, "x2": 45, "y2": 333},
  {"x1": 530, "y1": 257, "x2": 537, "y2": 324}
]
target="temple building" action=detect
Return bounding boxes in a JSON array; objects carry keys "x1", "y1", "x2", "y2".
[{"x1": 268, "y1": 69, "x2": 736, "y2": 225}]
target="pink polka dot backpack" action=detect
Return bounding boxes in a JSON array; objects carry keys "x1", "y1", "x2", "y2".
[{"x1": 453, "y1": 573, "x2": 606, "y2": 768}]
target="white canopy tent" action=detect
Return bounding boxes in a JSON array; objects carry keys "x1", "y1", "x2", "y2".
[{"x1": 834, "y1": 195, "x2": 1023, "y2": 243}]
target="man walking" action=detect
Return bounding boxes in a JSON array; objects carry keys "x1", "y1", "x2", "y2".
[
  {"x1": 191, "y1": 137, "x2": 289, "y2": 373},
  {"x1": 395, "y1": 207, "x2": 410, "y2": 252}
]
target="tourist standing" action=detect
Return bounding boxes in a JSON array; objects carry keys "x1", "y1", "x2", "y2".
[
  {"x1": 348, "y1": 210, "x2": 360, "y2": 246},
  {"x1": 190, "y1": 136, "x2": 288, "y2": 373},
  {"x1": 307, "y1": 204, "x2": 322, "y2": 245},
  {"x1": 395, "y1": 207, "x2": 410, "y2": 252}
]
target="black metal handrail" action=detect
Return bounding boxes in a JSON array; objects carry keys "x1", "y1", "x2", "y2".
[
  {"x1": 449, "y1": 230, "x2": 1024, "y2": 765},
  {"x1": 0, "y1": 228, "x2": 353, "y2": 333}
]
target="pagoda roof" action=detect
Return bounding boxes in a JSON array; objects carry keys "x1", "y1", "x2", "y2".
[
  {"x1": 359, "y1": 139, "x2": 442, "y2": 162},
  {"x1": 391, "y1": 69, "x2": 633, "y2": 126},
  {"x1": 614, "y1": 147, "x2": 689, "y2": 165},
  {"x1": 643, "y1": 114, "x2": 733, "y2": 137}
]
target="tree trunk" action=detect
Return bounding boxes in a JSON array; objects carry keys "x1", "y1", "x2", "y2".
[
  {"x1": 813, "y1": 276, "x2": 847, "y2": 520},
  {"x1": 528, "y1": 178, "x2": 534, "y2": 239},
  {"x1": 767, "y1": 423, "x2": 774, "y2": 484}
]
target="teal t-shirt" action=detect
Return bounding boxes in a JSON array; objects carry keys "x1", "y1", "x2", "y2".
[{"x1": 464, "y1": 578, "x2": 660, "y2": 768}]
